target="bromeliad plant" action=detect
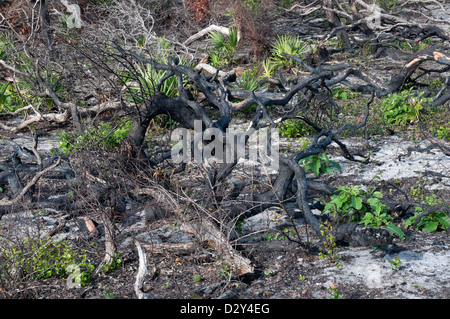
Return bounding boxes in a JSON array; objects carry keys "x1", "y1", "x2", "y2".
[{"x1": 261, "y1": 57, "x2": 278, "y2": 79}]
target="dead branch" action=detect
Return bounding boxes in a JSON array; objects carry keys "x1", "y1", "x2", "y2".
[
  {"x1": 194, "y1": 63, "x2": 236, "y2": 80},
  {"x1": 0, "y1": 108, "x2": 69, "y2": 132},
  {"x1": 138, "y1": 241, "x2": 198, "y2": 255},
  {"x1": 133, "y1": 239, "x2": 155, "y2": 299},
  {"x1": 182, "y1": 25, "x2": 231, "y2": 46},
  {"x1": 0, "y1": 157, "x2": 61, "y2": 207},
  {"x1": 180, "y1": 217, "x2": 254, "y2": 275}
]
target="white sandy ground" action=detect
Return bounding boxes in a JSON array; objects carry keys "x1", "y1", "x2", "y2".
[
  {"x1": 309, "y1": 234, "x2": 450, "y2": 299},
  {"x1": 328, "y1": 135, "x2": 450, "y2": 185}
]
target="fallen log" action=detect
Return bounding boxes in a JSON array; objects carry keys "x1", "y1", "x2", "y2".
[
  {"x1": 180, "y1": 217, "x2": 254, "y2": 275},
  {"x1": 133, "y1": 239, "x2": 156, "y2": 299},
  {"x1": 182, "y1": 24, "x2": 232, "y2": 47}
]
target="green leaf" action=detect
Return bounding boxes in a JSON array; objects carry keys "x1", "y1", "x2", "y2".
[
  {"x1": 341, "y1": 91, "x2": 348, "y2": 100},
  {"x1": 330, "y1": 160, "x2": 341, "y2": 170},
  {"x1": 422, "y1": 221, "x2": 439, "y2": 233},
  {"x1": 310, "y1": 158, "x2": 321, "y2": 176},
  {"x1": 372, "y1": 191, "x2": 383, "y2": 198},
  {"x1": 386, "y1": 224, "x2": 405, "y2": 240},
  {"x1": 436, "y1": 214, "x2": 450, "y2": 229},
  {"x1": 352, "y1": 197, "x2": 363, "y2": 210},
  {"x1": 323, "y1": 202, "x2": 335, "y2": 213},
  {"x1": 367, "y1": 197, "x2": 381, "y2": 208},
  {"x1": 360, "y1": 213, "x2": 374, "y2": 226}
]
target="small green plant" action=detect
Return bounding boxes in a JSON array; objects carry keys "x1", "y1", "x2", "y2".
[
  {"x1": 319, "y1": 221, "x2": 342, "y2": 267},
  {"x1": 388, "y1": 256, "x2": 402, "y2": 271},
  {"x1": 322, "y1": 185, "x2": 404, "y2": 239},
  {"x1": 262, "y1": 231, "x2": 287, "y2": 241},
  {"x1": 264, "y1": 269, "x2": 273, "y2": 276},
  {"x1": 358, "y1": 191, "x2": 392, "y2": 228},
  {"x1": 234, "y1": 219, "x2": 244, "y2": 235},
  {"x1": 217, "y1": 257, "x2": 231, "y2": 278},
  {"x1": 323, "y1": 185, "x2": 370, "y2": 222},
  {"x1": 261, "y1": 57, "x2": 278, "y2": 79},
  {"x1": 404, "y1": 177, "x2": 450, "y2": 232},
  {"x1": 206, "y1": 27, "x2": 239, "y2": 68},
  {"x1": 432, "y1": 124, "x2": 450, "y2": 141},
  {"x1": 193, "y1": 274, "x2": 202, "y2": 282},
  {"x1": 299, "y1": 153, "x2": 341, "y2": 177},
  {"x1": 122, "y1": 39, "x2": 192, "y2": 102},
  {"x1": 392, "y1": 38, "x2": 431, "y2": 52},
  {"x1": 1, "y1": 237, "x2": 94, "y2": 286},
  {"x1": 271, "y1": 34, "x2": 307, "y2": 69},
  {"x1": 332, "y1": 86, "x2": 356, "y2": 101},
  {"x1": 328, "y1": 283, "x2": 342, "y2": 299},
  {"x1": 279, "y1": 0, "x2": 294, "y2": 9},
  {"x1": 57, "y1": 120, "x2": 132, "y2": 155},
  {"x1": 234, "y1": 67, "x2": 260, "y2": 91},
  {"x1": 376, "y1": 0, "x2": 399, "y2": 11},
  {"x1": 101, "y1": 253, "x2": 122, "y2": 274},
  {"x1": 103, "y1": 287, "x2": 115, "y2": 299},
  {"x1": 131, "y1": 57, "x2": 191, "y2": 100},
  {"x1": 380, "y1": 89, "x2": 431, "y2": 127},
  {"x1": 279, "y1": 119, "x2": 315, "y2": 138}
]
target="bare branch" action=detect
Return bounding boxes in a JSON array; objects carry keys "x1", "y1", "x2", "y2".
[{"x1": 0, "y1": 157, "x2": 61, "y2": 207}]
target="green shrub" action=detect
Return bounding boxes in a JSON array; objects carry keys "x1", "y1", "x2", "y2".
[
  {"x1": 404, "y1": 178, "x2": 450, "y2": 232},
  {"x1": 299, "y1": 153, "x2": 341, "y2": 177},
  {"x1": 279, "y1": 119, "x2": 314, "y2": 138},
  {"x1": 322, "y1": 185, "x2": 404, "y2": 239},
  {"x1": 1, "y1": 237, "x2": 94, "y2": 286},
  {"x1": 332, "y1": 86, "x2": 356, "y2": 101},
  {"x1": 101, "y1": 253, "x2": 122, "y2": 274},
  {"x1": 0, "y1": 82, "x2": 23, "y2": 113},
  {"x1": 404, "y1": 198, "x2": 450, "y2": 233},
  {"x1": 432, "y1": 124, "x2": 450, "y2": 141},
  {"x1": 0, "y1": 34, "x2": 67, "y2": 113},
  {"x1": 380, "y1": 89, "x2": 431, "y2": 127},
  {"x1": 57, "y1": 120, "x2": 132, "y2": 155}
]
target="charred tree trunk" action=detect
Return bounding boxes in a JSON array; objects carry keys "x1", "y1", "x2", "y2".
[
  {"x1": 100, "y1": 207, "x2": 117, "y2": 268},
  {"x1": 120, "y1": 93, "x2": 201, "y2": 163},
  {"x1": 324, "y1": 0, "x2": 352, "y2": 49}
]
